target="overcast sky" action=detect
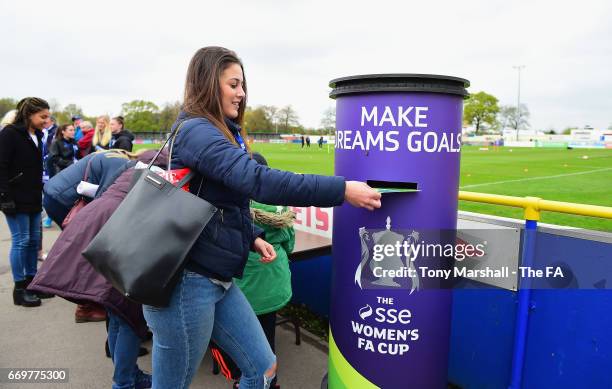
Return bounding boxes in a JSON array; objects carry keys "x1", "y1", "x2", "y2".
[{"x1": 2, "y1": 0, "x2": 611, "y2": 131}]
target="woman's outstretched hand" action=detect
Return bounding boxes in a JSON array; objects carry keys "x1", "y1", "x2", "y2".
[
  {"x1": 345, "y1": 181, "x2": 382, "y2": 211},
  {"x1": 254, "y1": 237, "x2": 277, "y2": 263}
]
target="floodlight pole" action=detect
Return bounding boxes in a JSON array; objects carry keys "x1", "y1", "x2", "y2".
[{"x1": 513, "y1": 65, "x2": 525, "y2": 141}]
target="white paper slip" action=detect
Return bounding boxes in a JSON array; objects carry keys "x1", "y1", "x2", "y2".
[{"x1": 76, "y1": 181, "x2": 100, "y2": 198}]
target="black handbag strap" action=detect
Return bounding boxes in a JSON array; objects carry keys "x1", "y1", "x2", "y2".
[
  {"x1": 176, "y1": 171, "x2": 195, "y2": 188},
  {"x1": 176, "y1": 172, "x2": 206, "y2": 197},
  {"x1": 146, "y1": 119, "x2": 190, "y2": 170},
  {"x1": 146, "y1": 118, "x2": 205, "y2": 196}
]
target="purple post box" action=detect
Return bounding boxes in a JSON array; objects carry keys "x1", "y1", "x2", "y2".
[{"x1": 328, "y1": 74, "x2": 469, "y2": 388}]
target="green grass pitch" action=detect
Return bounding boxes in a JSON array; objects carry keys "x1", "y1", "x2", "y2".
[{"x1": 134, "y1": 142, "x2": 612, "y2": 231}]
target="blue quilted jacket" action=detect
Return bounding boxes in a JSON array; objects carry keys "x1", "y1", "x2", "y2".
[{"x1": 171, "y1": 113, "x2": 345, "y2": 281}]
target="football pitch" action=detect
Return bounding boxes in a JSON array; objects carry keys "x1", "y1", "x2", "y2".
[{"x1": 136, "y1": 143, "x2": 612, "y2": 231}]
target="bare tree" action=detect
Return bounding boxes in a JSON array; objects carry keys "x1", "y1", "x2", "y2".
[
  {"x1": 261, "y1": 105, "x2": 279, "y2": 133},
  {"x1": 48, "y1": 99, "x2": 62, "y2": 115},
  {"x1": 499, "y1": 104, "x2": 530, "y2": 133},
  {"x1": 320, "y1": 106, "x2": 336, "y2": 132},
  {"x1": 277, "y1": 105, "x2": 300, "y2": 132}
]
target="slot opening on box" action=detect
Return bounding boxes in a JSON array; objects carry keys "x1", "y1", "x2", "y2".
[{"x1": 367, "y1": 180, "x2": 419, "y2": 193}]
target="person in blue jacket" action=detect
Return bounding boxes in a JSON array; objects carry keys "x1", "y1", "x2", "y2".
[
  {"x1": 42, "y1": 150, "x2": 135, "y2": 227},
  {"x1": 43, "y1": 149, "x2": 146, "y2": 324},
  {"x1": 71, "y1": 115, "x2": 83, "y2": 142},
  {"x1": 142, "y1": 46, "x2": 382, "y2": 389}
]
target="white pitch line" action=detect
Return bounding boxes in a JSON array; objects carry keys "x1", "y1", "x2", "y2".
[{"x1": 460, "y1": 167, "x2": 612, "y2": 189}]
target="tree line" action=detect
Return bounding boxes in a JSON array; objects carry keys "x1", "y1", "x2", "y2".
[
  {"x1": 463, "y1": 91, "x2": 532, "y2": 135},
  {"x1": 0, "y1": 98, "x2": 182, "y2": 133},
  {"x1": 244, "y1": 105, "x2": 336, "y2": 134},
  {"x1": 4, "y1": 94, "x2": 600, "y2": 135},
  {"x1": 462, "y1": 91, "x2": 604, "y2": 135},
  {"x1": 0, "y1": 98, "x2": 336, "y2": 135}
]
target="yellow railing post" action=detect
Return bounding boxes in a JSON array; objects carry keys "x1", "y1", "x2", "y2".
[
  {"x1": 522, "y1": 197, "x2": 541, "y2": 221},
  {"x1": 458, "y1": 191, "x2": 612, "y2": 221}
]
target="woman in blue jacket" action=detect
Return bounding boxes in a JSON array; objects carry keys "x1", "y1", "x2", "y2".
[
  {"x1": 43, "y1": 150, "x2": 137, "y2": 227},
  {"x1": 142, "y1": 46, "x2": 381, "y2": 389}
]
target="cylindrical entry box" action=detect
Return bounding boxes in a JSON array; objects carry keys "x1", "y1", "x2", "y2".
[{"x1": 328, "y1": 74, "x2": 469, "y2": 389}]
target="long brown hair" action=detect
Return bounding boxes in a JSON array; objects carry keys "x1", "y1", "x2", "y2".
[
  {"x1": 54, "y1": 124, "x2": 73, "y2": 141},
  {"x1": 182, "y1": 46, "x2": 249, "y2": 149}
]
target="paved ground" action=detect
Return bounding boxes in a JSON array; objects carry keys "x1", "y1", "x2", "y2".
[{"x1": 0, "y1": 217, "x2": 328, "y2": 388}]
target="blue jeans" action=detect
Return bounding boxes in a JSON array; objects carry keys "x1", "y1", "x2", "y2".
[
  {"x1": 143, "y1": 270, "x2": 276, "y2": 389},
  {"x1": 107, "y1": 310, "x2": 144, "y2": 389},
  {"x1": 5, "y1": 212, "x2": 41, "y2": 282}
]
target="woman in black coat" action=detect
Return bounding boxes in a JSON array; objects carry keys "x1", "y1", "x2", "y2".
[
  {"x1": 47, "y1": 124, "x2": 78, "y2": 175},
  {"x1": 0, "y1": 97, "x2": 51, "y2": 307}
]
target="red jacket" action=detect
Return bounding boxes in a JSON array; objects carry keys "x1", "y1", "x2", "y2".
[{"x1": 77, "y1": 130, "x2": 94, "y2": 158}]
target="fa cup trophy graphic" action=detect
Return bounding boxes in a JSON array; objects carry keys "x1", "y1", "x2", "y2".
[{"x1": 354, "y1": 216, "x2": 420, "y2": 293}]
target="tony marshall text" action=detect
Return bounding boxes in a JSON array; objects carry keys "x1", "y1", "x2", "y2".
[{"x1": 373, "y1": 266, "x2": 565, "y2": 280}]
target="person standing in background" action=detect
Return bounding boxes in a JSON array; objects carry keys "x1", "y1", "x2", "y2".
[
  {"x1": 0, "y1": 97, "x2": 54, "y2": 307},
  {"x1": 41, "y1": 116, "x2": 57, "y2": 230},
  {"x1": 47, "y1": 124, "x2": 78, "y2": 174},
  {"x1": 1, "y1": 109, "x2": 17, "y2": 131},
  {"x1": 41, "y1": 116, "x2": 56, "y2": 180},
  {"x1": 109, "y1": 116, "x2": 134, "y2": 151},
  {"x1": 71, "y1": 115, "x2": 83, "y2": 141},
  {"x1": 77, "y1": 120, "x2": 95, "y2": 158},
  {"x1": 91, "y1": 115, "x2": 112, "y2": 152},
  {"x1": 44, "y1": 116, "x2": 58, "y2": 150}
]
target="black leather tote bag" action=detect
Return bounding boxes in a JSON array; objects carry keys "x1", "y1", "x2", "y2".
[{"x1": 83, "y1": 120, "x2": 217, "y2": 307}]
